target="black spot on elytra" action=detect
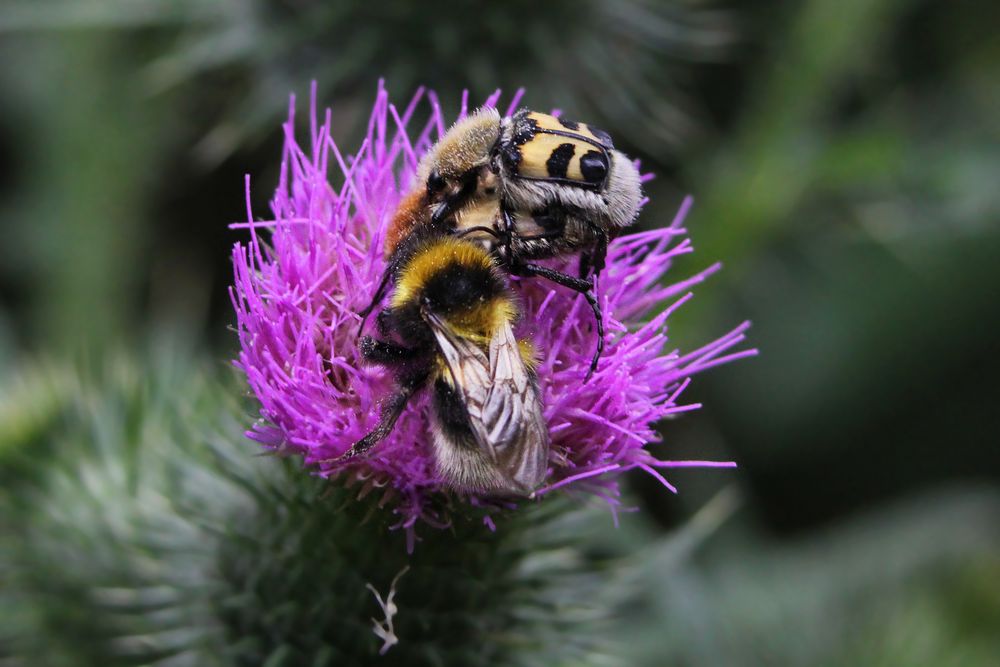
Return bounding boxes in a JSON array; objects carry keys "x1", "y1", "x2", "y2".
[
  {"x1": 588, "y1": 126, "x2": 614, "y2": 149},
  {"x1": 511, "y1": 109, "x2": 537, "y2": 147},
  {"x1": 498, "y1": 110, "x2": 538, "y2": 175},
  {"x1": 546, "y1": 143, "x2": 575, "y2": 179},
  {"x1": 559, "y1": 117, "x2": 580, "y2": 131},
  {"x1": 579, "y1": 150, "x2": 609, "y2": 185},
  {"x1": 498, "y1": 142, "x2": 521, "y2": 174}
]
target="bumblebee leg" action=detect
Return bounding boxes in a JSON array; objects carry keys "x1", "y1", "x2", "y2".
[
  {"x1": 359, "y1": 335, "x2": 418, "y2": 366},
  {"x1": 326, "y1": 370, "x2": 427, "y2": 462},
  {"x1": 357, "y1": 266, "x2": 393, "y2": 336},
  {"x1": 375, "y1": 308, "x2": 395, "y2": 337},
  {"x1": 509, "y1": 262, "x2": 604, "y2": 380}
]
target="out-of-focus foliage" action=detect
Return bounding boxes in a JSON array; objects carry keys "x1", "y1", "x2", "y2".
[
  {"x1": 0, "y1": 351, "x2": 624, "y2": 666},
  {"x1": 678, "y1": 0, "x2": 1000, "y2": 531},
  {"x1": 2, "y1": 355, "x2": 997, "y2": 665},
  {"x1": 152, "y1": 0, "x2": 733, "y2": 162},
  {"x1": 0, "y1": 359, "x2": 76, "y2": 468},
  {"x1": 0, "y1": 0, "x2": 735, "y2": 163},
  {"x1": 620, "y1": 487, "x2": 1000, "y2": 666}
]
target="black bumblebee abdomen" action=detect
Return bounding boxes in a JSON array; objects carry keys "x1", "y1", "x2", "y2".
[{"x1": 433, "y1": 378, "x2": 477, "y2": 449}]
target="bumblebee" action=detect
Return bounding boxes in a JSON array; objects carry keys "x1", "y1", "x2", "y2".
[
  {"x1": 342, "y1": 231, "x2": 550, "y2": 497},
  {"x1": 362, "y1": 107, "x2": 642, "y2": 377}
]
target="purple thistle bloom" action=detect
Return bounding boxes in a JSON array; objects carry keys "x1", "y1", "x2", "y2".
[{"x1": 230, "y1": 82, "x2": 755, "y2": 543}]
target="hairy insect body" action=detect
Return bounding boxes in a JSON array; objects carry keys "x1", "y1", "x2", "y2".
[
  {"x1": 493, "y1": 110, "x2": 642, "y2": 241},
  {"x1": 407, "y1": 107, "x2": 642, "y2": 269},
  {"x1": 347, "y1": 231, "x2": 549, "y2": 497}
]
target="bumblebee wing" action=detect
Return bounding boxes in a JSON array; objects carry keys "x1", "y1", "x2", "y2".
[
  {"x1": 482, "y1": 319, "x2": 550, "y2": 492},
  {"x1": 424, "y1": 312, "x2": 550, "y2": 494},
  {"x1": 422, "y1": 311, "x2": 494, "y2": 453}
]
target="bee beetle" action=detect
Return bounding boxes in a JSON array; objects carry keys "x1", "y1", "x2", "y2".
[
  {"x1": 487, "y1": 108, "x2": 642, "y2": 276},
  {"x1": 362, "y1": 107, "x2": 643, "y2": 378}
]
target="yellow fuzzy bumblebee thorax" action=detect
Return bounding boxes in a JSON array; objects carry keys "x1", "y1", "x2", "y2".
[{"x1": 392, "y1": 236, "x2": 517, "y2": 339}]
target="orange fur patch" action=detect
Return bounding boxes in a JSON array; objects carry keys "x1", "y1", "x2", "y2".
[{"x1": 385, "y1": 189, "x2": 429, "y2": 256}]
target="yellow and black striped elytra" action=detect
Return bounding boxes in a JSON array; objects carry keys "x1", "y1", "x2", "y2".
[
  {"x1": 497, "y1": 110, "x2": 613, "y2": 189},
  {"x1": 523, "y1": 109, "x2": 615, "y2": 148},
  {"x1": 340, "y1": 231, "x2": 550, "y2": 497}
]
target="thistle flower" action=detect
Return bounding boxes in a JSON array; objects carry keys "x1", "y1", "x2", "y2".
[{"x1": 230, "y1": 82, "x2": 755, "y2": 542}]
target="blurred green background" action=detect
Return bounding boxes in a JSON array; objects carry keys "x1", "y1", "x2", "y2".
[{"x1": 1, "y1": 0, "x2": 997, "y2": 664}]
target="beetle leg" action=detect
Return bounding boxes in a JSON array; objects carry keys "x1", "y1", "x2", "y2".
[
  {"x1": 592, "y1": 227, "x2": 609, "y2": 275},
  {"x1": 507, "y1": 261, "x2": 604, "y2": 380},
  {"x1": 578, "y1": 225, "x2": 609, "y2": 279},
  {"x1": 498, "y1": 205, "x2": 517, "y2": 268},
  {"x1": 578, "y1": 251, "x2": 592, "y2": 280}
]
